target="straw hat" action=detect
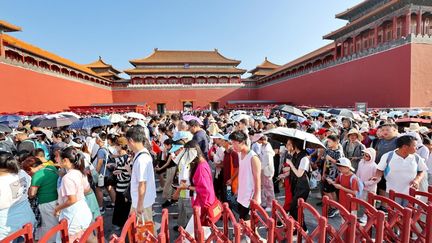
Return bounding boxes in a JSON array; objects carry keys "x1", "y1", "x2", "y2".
[
  {"x1": 404, "y1": 123, "x2": 423, "y2": 132},
  {"x1": 347, "y1": 128, "x2": 363, "y2": 141}
]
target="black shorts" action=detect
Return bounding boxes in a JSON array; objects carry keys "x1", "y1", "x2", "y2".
[
  {"x1": 322, "y1": 180, "x2": 337, "y2": 193},
  {"x1": 238, "y1": 203, "x2": 250, "y2": 221},
  {"x1": 377, "y1": 177, "x2": 386, "y2": 191}
]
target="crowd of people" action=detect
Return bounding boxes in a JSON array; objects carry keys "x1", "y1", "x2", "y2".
[{"x1": 0, "y1": 109, "x2": 431, "y2": 241}]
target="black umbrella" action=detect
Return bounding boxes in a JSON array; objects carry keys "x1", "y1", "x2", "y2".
[
  {"x1": 274, "y1": 105, "x2": 305, "y2": 118},
  {"x1": 31, "y1": 115, "x2": 78, "y2": 128},
  {"x1": 0, "y1": 124, "x2": 12, "y2": 133}
]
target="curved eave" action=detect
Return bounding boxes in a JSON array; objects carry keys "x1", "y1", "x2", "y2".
[
  {"x1": 324, "y1": 0, "x2": 399, "y2": 40},
  {"x1": 0, "y1": 20, "x2": 22, "y2": 32},
  {"x1": 124, "y1": 68, "x2": 246, "y2": 75}
]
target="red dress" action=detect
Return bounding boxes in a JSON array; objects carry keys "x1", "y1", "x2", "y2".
[{"x1": 282, "y1": 162, "x2": 293, "y2": 211}]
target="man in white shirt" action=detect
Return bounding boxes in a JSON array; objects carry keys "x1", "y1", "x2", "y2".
[
  {"x1": 126, "y1": 126, "x2": 156, "y2": 225},
  {"x1": 373, "y1": 135, "x2": 427, "y2": 206},
  {"x1": 229, "y1": 131, "x2": 261, "y2": 223}
]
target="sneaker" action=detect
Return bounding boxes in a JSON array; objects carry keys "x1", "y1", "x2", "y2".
[
  {"x1": 156, "y1": 186, "x2": 163, "y2": 193},
  {"x1": 328, "y1": 208, "x2": 338, "y2": 218},
  {"x1": 265, "y1": 207, "x2": 272, "y2": 213},
  {"x1": 358, "y1": 215, "x2": 367, "y2": 225},
  {"x1": 113, "y1": 225, "x2": 121, "y2": 231},
  {"x1": 106, "y1": 204, "x2": 115, "y2": 210},
  {"x1": 99, "y1": 207, "x2": 105, "y2": 215},
  {"x1": 293, "y1": 229, "x2": 309, "y2": 238},
  {"x1": 103, "y1": 196, "x2": 110, "y2": 202},
  {"x1": 173, "y1": 226, "x2": 179, "y2": 232},
  {"x1": 161, "y1": 200, "x2": 172, "y2": 208},
  {"x1": 316, "y1": 201, "x2": 323, "y2": 206}
]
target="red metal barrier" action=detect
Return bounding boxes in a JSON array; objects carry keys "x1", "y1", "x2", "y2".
[
  {"x1": 409, "y1": 187, "x2": 432, "y2": 204},
  {"x1": 74, "y1": 216, "x2": 104, "y2": 243},
  {"x1": 238, "y1": 200, "x2": 275, "y2": 243},
  {"x1": 205, "y1": 203, "x2": 240, "y2": 243},
  {"x1": 368, "y1": 192, "x2": 412, "y2": 243},
  {"x1": 0, "y1": 223, "x2": 34, "y2": 243},
  {"x1": 39, "y1": 219, "x2": 69, "y2": 243},
  {"x1": 347, "y1": 194, "x2": 385, "y2": 243},
  {"x1": 109, "y1": 213, "x2": 137, "y2": 243},
  {"x1": 174, "y1": 207, "x2": 204, "y2": 243},
  {"x1": 389, "y1": 190, "x2": 432, "y2": 243},
  {"x1": 271, "y1": 199, "x2": 295, "y2": 242},
  {"x1": 321, "y1": 196, "x2": 356, "y2": 242},
  {"x1": 429, "y1": 186, "x2": 432, "y2": 194},
  {"x1": 158, "y1": 208, "x2": 170, "y2": 243},
  {"x1": 297, "y1": 198, "x2": 327, "y2": 243}
]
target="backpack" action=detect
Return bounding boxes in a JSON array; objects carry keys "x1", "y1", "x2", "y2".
[
  {"x1": 383, "y1": 151, "x2": 420, "y2": 178},
  {"x1": 31, "y1": 140, "x2": 50, "y2": 161},
  {"x1": 339, "y1": 173, "x2": 364, "y2": 198}
]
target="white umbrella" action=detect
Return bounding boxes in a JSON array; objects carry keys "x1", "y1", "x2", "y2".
[
  {"x1": 263, "y1": 127, "x2": 325, "y2": 148},
  {"x1": 125, "y1": 112, "x2": 146, "y2": 120},
  {"x1": 231, "y1": 114, "x2": 251, "y2": 122},
  {"x1": 57, "y1": 112, "x2": 81, "y2": 119},
  {"x1": 109, "y1": 114, "x2": 127, "y2": 123}
]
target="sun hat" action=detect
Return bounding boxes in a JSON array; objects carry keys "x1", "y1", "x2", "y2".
[
  {"x1": 336, "y1": 157, "x2": 355, "y2": 171},
  {"x1": 169, "y1": 144, "x2": 184, "y2": 154},
  {"x1": 347, "y1": 128, "x2": 363, "y2": 141}
]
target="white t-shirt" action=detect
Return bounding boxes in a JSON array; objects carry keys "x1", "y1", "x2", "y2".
[
  {"x1": 237, "y1": 150, "x2": 261, "y2": 208},
  {"x1": 0, "y1": 170, "x2": 31, "y2": 209},
  {"x1": 178, "y1": 158, "x2": 191, "y2": 199},
  {"x1": 298, "y1": 157, "x2": 310, "y2": 171},
  {"x1": 131, "y1": 148, "x2": 157, "y2": 209},
  {"x1": 377, "y1": 151, "x2": 428, "y2": 194}
]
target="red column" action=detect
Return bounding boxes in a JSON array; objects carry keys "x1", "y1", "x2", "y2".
[
  {"x1": 0, "y1": 33, "x2": 4, "y2": 57},
  {"x1": 374, "y1": 26, "x2": 379, "y2": 46},
  {"x1": 341, "y1": 41, "x2": 344, "y2": 57},
  {"x1": 334, "y1": 42, "x2": 338, "y2": 61},
  {"x1": 405, "y1": 12, "x2": 411, "y2": 36},
  {"x1": 417, "y1": 10, "x2": 422, "y2": 35},
  {"x1": 392, "y1": 16, "x2": 397, "y2": 40}
]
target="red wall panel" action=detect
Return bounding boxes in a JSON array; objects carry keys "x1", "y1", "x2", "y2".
[
  {"x1": 0, "y1": 62, "x2": 113, "y2": 113},
  {"x1": 410, "y1": 43, "x2": 432, "y2": 107},
  {"x1": 257, "y1": 44, "x2": 412, "y2": 108},
  {"x1": 112, "y1": 87, "x2": 255, "y2": 111}
]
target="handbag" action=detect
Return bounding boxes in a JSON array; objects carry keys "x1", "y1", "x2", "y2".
[
  {"x1": 202, "y1": 199, "x2": 223, "y2": 225},
  {"x1": 136, "y1": 214, "x2": 155, "y2": 240}
]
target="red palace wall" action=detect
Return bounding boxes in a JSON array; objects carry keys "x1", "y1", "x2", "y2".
[
  {"x1": 410, "y1": 43, "x2": 432, "y2": 107},
  {"x1": 112, "y1": 87, "x2": 255, "y2": 111},
  {"x1": 257, "y1": 44, "x2": 413, "y2": 108},
  {"x1": 0, "y1": 62, "x2": 113, "y2": 113}
]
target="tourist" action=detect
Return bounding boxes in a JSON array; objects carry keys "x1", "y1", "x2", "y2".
[
  {"x1": 93, "y1": 133, "x2": 115, "y2": 214},
  {"x1": 328, "y1": 158, "x2": 360, "y2": 212},
  {"x1": 111, "y1": 136, "x2": 132, "y2": 229},
  {"x1": 210, "y1": 133, "x2": 226, "y2": 200},
  {"x1": 0, "y1": 152, "x2": 35, "y2": 241},
  {"x1": 423, "y1": 138, "x2": 432, "y2": 185},
  {"x1": 373, "y1": 123, "x2": 398, "y2": 210},
  {"x1": 229, "y1": 131, "x2": 261, "y2": 223},
  {"x1": 26, "y1": 155, "x2": 59, "y2": 242},
  {"x1": 126, "y1": 126, "x2": 157, "y2": 230},
  {"x1": 221, "y1": 134, "x2": 239, "y2": 207},
  {"x1": 160, "y1": 139, "x2": 177, "y2": 208},
  {"x1": 373, "y1": 135, "x2": 428, "y2": 206},
  {"x1": 342, "y1": 128, "x2": 366, "y2": 171},
  {"x1": 356, "y1": 147, "x2": 378, "y2": 223},
  {"x1": 14, "y1": 128, "x2": 35, "y2": 155},
  {"x1": 339, "y1": 118, "x2": 353, "y2": 142},
  {"x1": 284, "y1": 137, "x2": 311, "y2": 232},
  {"x1": 56, "y1": 147, "x2": 93, "y2": 242},
  {"x1": 188, "y1": 120, "x2": 209, "y2": 159},
  {"x1": 322, "y1": 134, "x2": 344, "y2": 218},
  {"x1": 256, "y1": 135, "x2": 275, "y2": 212}
]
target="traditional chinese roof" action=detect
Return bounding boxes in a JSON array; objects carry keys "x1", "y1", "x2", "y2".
[
  {"x1": 0, "y1": 20, "x2": 21, "y2": 32},
  {"x1": 2, "y1": 34, "x2": 109, "y2": 80},
  {"x1": 130, "y1": 48, "x2": 241, "y2": 66},
  {"x1": 248, "y1": 57, "x2": 280, "y2": 74},
  {"x1": 85, "y1": 57, "x2": 121, "y2": 74},
  {"x1": 324, "y1": 0, "x2": 399, "y2": 40},
  {"x1": 124, "y1": 67, "x2": 246, "y2": 75},
  {"x1": 260, "y1": 43, "x2": 335, "y2": 80},
  {"x1": 96, "y1": 71, "x2": 122, "y2": 80}
]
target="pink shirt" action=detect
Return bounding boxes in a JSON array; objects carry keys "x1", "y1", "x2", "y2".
[
  {"x1": 356, "y1": 159, "x2": 378, "y2": 193},
  {"x1": 192, "y1": 160, "x2": 216, "y2": 208},
  {"x1": 58, "y1": 169, "x2": 88, "y2": 204}
]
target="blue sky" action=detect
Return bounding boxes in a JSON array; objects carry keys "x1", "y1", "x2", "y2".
[{"x1": 3, "y1": 0, "x2": 360, "y2": 78}]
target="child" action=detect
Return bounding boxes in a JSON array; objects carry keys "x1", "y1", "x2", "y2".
[
  {"x1": 356, "y1": 148, "x2": 378, "y2": 223},
  {"x1": 328, "y1": 158, "x2": 360, "y2": 213}
]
